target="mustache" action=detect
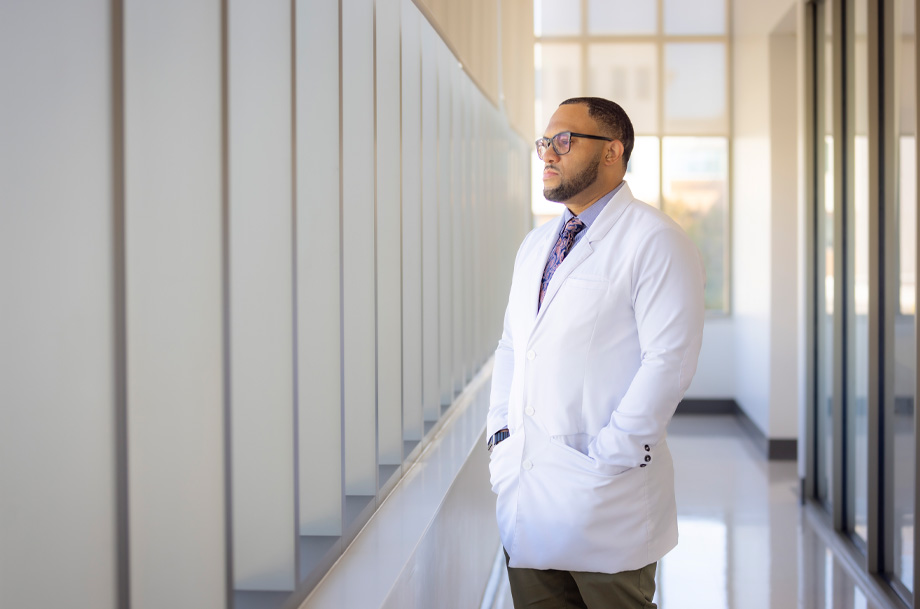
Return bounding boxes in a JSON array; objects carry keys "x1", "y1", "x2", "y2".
[{"x1": 543, "y1": 164, "x2": 559, "y2": 172}]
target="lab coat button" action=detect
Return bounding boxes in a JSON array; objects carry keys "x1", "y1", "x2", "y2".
[
  {"x1": 640, "y1": 464, "x2": 647, "y2": 468},
  {"x1": 644, "y1": 455, "x2": 652, "y2": 463},
  {"x1": 525, "y1": 406, "x2": 535, "y2": 416},
  {"x1": 526, "y1": 350, "x2": 536, "y2": 360},
  {"x1": 522, "y1": 460, "x2": 533, "y2": 470},
  {"x1": 644, "y1": 445, "x2": 650, "y2": 452}
]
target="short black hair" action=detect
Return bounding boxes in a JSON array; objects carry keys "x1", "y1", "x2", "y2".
[{"x1": 560, "y1": 97, "x2": 634, "y2": 166}]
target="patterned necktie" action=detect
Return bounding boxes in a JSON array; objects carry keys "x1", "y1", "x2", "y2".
[{"x1": 538, "y1": 216, "x2": 586, "y2": 310}]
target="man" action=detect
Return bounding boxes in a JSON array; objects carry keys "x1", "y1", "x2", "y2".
[{"x1": 486, "y1": 97, "x2": 705, "y2": 608}]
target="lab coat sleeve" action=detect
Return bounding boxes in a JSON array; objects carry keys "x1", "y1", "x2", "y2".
[
  {"x1": 488, "y1": 237, "x2": 531, "y2": 439},
  {"x1": 488, "y1": 302, "x2": 515, "y2": 439},
  {"x1": 588, "y1": 223, "x2": 705, "y2": 474}
]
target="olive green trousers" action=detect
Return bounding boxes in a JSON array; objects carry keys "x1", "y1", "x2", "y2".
[{"x1": 504, "y1": 551, "x2": 657, "y2": 609}]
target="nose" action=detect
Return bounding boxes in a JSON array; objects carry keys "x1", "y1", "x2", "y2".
[{"x1": 540, "y1": 143, "x2": 560, "y2": 163}]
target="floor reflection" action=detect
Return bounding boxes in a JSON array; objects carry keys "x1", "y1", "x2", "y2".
[{"x1": 485, "y1": 415, "x2": 888, "y2": 609}]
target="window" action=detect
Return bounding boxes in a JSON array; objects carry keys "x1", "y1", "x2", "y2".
[{"x1": 533, "y1": 0, "x2": 730, "y2": 312}]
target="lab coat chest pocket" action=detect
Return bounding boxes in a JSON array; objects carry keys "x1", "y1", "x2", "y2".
[{"x1": 546, "y1": 275, "x2": 609, "y2": 343}]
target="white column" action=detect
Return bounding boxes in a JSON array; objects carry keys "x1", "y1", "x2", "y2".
[
  {"x1": 401, "y1": 0, "x2": 424, "y2": 442},
  {"x1": 421, "y1": 19, "x2": 441, "y2": 422},
  {"x1": 376, "y1": 0, "x2": 404, "y2": 466},
  {"x1": 295, "y1": 0, "x2": 343, "y2": 535},
  {"x1": 437, "y1": 42, "x2": 456, "y2": 408},
  {"x1": 451, "y1": 67, "x2": 466, "y2": 395},
  {"x1": 123, "y1": 1, "x2": 227, "y2": 607},
  {"x1": 227, "y1": 0, "x2": 296, "y2": 591},
  {"x1": 0, "y1": 3, "x2": 118, "y2": 607},
  {"x1": 342, "y1": 0, "x2": 378, "y2": 497}
]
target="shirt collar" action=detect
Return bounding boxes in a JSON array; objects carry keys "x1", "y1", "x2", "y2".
[{"x1": 562, "y1": 180, "x2": 626, "y2": 230}]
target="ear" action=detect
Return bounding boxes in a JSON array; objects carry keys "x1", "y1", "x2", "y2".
[{"x1": 603, "y1": 140, "x2": 625, "y2": 167}]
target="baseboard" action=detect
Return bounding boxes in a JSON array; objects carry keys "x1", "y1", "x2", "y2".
[
  {"x1": 675, "y1": 398, "x2": 738, "y2": 415},
  {"x1": 676, "y1": 399, "x2": 797, "y2": 461}
]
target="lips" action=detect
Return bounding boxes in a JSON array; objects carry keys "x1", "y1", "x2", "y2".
[{"x1": 543, "y1": 165, "x2": 559, "y2": 180}]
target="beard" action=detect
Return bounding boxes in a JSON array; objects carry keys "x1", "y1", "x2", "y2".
[{"x1": 543, "y1": 152, "x2": 602, "y2": 202}]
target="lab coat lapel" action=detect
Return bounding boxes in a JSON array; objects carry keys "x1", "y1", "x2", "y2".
[
  {"x1": 531, "y1": 183, "x2": 635, "y2": 329},
  {"x1": 523, "y1": 216, "x2": 565, "y2": 329},
  {"x1": 533, "y1": 238, "x2": 594, "y2": 323}
]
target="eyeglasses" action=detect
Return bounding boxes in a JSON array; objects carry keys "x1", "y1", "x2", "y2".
[{"x1": 535, "y1": 131, "x2": 613, "y2": 160}]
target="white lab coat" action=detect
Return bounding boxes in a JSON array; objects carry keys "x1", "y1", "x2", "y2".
[{"x1": 487, "y1": 182, "x2": 705, "y2": 574}]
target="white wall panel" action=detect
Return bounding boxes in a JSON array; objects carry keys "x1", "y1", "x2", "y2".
[
  {"x1": 421, "y1": 20, "x2": 441, "y2": 422},
  {"x1": 0, "y1": 2, "x2": 118, "y2": 607},
  {"x1": 437, "y1": 42, "x2": 455, "y2": 407},
  {"x1": 732, "y1": 38, "x2": 773, "y2": 435},
  {"x1": 401, "y1": 0, "x2": 424, "y2": 441},
  {"x1": 123, "y1": 1, "x2": 227, "y2": 607},
  {"x1": 376, "y1": 0, "x2": 404, "y2": 465},
  {"x1": 342, "y1": 0, "x2": 378, "y2": 495},
  {"x1": 228, "y1": 0, "x2": 296, "y2": 590},
  {"x1": 451, "y1": 66, "x2": 466, "y2": 394},
  {"x1": 768, "y1": 32, "x2": 800, "y2": 439},
  {"x1": 295, "y1": 0, "x2": 343, "y2": 534},
  {"x1": 480, "y1": 110, "x2": 496, "y2": 361},
  {"x1": 684, "y1": 319, "x2": 736, "y2": 397},
  {"x1": 462, "y1": 77, "x2": 475, "y2": 378},
  {"x1": 470, "y1": 102, "x2": 484, "y2": 363}
]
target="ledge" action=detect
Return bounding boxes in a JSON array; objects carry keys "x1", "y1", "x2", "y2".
[{"x1": 297, "y1": 361, "x2": 498, "y2": 609}]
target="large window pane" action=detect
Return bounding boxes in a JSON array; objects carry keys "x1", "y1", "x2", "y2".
[
  {"x1": 901, "y1": 139, "x2": 917, "y2": 316},
  {"x1": 815, "y1": 2, "x2": 835, "y2": 511},
  {"x1": 893, "y1": 136, "x2": 916, "y2": 592},
  {"x1": 536, "y1": 0, "x2": 581, "y2": 36},
  {"x1": 664, "y1": 0, "x2": 725, "y2": 35},
  {"x1": 588, "y1": 43, "x2": 658, "y2": 134},
  {"x1": 588, "y1": 0, "x2": 655, "y2": 35},
  {"x1": 626, "y1": 136, "x2": 660, "y2": 207},
  {"x1": 664, "y1": 43, "x2": 728, "y2": 134},
  {"x1": 845, "y1": 0, "x2": 868, "y2": 546},
  {"x1": 536, "y1": 42, "x2": 583, "y2": 132},
  {"x1": 890, "y1": 0, "x2": 916, "y2": 592},
  {"x1": 662, "y1": 137, "x2": 727, "y2": 311}
]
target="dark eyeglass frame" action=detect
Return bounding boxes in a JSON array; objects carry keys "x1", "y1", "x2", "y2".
[{"x1": 535, "y1": 131, "x2": 614, "y2": 160}]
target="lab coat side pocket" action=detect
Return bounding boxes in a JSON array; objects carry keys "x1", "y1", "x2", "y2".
[{"x1": 489, "y1": 432, "x2": 524, "y2": 556}]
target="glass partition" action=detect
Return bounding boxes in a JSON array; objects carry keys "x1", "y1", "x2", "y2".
[{"x1": 888, "y1": 0, "x2": 916, "y2": 594}]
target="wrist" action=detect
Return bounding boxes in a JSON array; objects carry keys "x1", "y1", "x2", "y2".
[{"x1": 487, "y1": 428, "x2": 510, "y2": 452}]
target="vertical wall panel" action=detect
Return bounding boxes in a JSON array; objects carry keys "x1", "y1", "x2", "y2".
[
  {"x1": 437, "y1": 42, "x2": 455, "y2": 407},
  {"x1": 296, "y1": 0, "x2": 343, "y2": 535},
  {"x1": 0, "y1": 3, "x2": 118, "y2": 607},
  {"x1": 402, "y1": 0, "x2": 424, "y2": 442},
  {"x1": 462, "y1": 76, "x2": 475, "y2": 378},
  {"x1": 471, "y1": 100, "x2": 483, "y2": 365},
  {"x1": 451, "y1": 65, "x2": 466, "y2": 394},
  {"x1": 376, "y1": 0, "x2": 404, "y2": 465},
  {"x1": 421, "y1": 20, "x2": 441, "y2": 421},
  {"x1": 123, "y1": 1, "x2": 227, "y2": 607},
  {"x1": 480, "y1": 110, "x2": 494, "y2": 361},
  {"x1": 228, "y1": 0, "x2": 296, "y2": 591},
  {"x1": 342, "y1": 0, "x2": 378, "y2": 496}
]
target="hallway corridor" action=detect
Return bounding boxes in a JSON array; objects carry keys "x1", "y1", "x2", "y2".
[{"x1": 484, "y1": 415, "x2": 894, "y2": 609}]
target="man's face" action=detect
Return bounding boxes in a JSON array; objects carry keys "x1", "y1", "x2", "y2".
[{"x1": 541, "y1": 104, "x2": 606, "y2": 203}]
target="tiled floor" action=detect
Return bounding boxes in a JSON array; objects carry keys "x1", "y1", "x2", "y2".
[{"x1": 485, "y1": 415, "x2": 893, "y2": 609}]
